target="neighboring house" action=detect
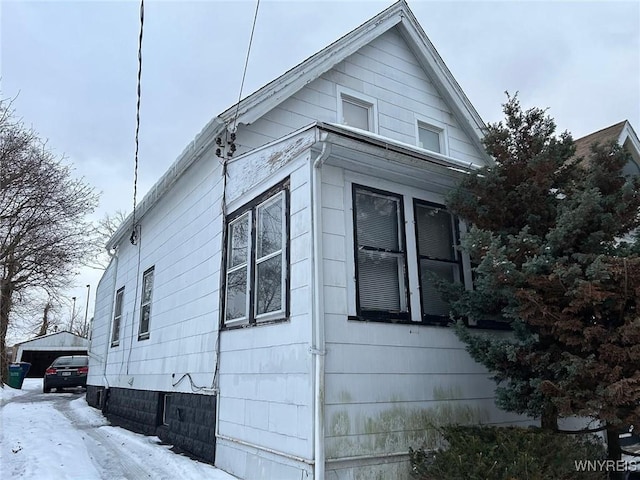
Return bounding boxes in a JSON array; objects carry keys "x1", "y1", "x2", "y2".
[
  {"x1": 573, "y1": 120, "x2": 640, "y2": 176},
  {"x1": 86, "y1": 1, "x2": 534, "y2": 479},
  {"x1": 14, "y1": 331, "x2": 89, "y2": 377}
]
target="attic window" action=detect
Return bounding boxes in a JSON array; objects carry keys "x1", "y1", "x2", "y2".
[
  {"x1": 416, "y1": 118, "x2": 448, "y2": 155},
  {"x1": 337, "y1": 86, "x2": 377, "y2": 133}
]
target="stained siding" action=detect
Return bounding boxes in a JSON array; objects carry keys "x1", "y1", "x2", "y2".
[
  {"x1": 320, "y1": 165, "x2": 529, "y2": 477},
  {"x1": 216, "y1": 148, "x2": 314, "y2": 479},
  {"x1": 237, "y1": 27, "x2": 485, "y2": 166},
  {"x1": 100, "y1": 149, "x2": 223, "y2": 393}
]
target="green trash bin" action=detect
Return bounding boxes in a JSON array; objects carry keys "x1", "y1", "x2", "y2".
[{"x1": 7, "y1": 362, "x2": 31, "y2": 389}]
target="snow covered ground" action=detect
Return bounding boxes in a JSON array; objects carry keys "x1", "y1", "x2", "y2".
[{"x1": 0, "y1": 378, "x2": 236, "y2": 479}]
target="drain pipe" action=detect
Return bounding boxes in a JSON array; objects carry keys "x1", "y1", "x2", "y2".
[{"x1": 311, "y1": 139, "x2": 330, "y2": 480}]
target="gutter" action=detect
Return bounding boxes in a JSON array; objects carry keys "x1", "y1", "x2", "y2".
[{"x1": 310, "y1": 137, "x2": 331, "y2": 480}]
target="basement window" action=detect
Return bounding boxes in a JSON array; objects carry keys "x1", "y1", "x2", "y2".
[{"x1": 223, "y1": 180, "x2": 289, "y2": 327}]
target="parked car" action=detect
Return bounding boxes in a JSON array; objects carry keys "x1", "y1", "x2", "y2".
[{"x1": 43, "y1": 355, "x2": 89, "y2": 393}]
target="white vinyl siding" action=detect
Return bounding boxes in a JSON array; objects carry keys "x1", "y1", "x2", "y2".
[{"x1": 237, "y1": 28, "x2": 486, "y2": 166}]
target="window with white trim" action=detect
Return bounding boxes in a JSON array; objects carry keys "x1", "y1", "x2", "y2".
[
  {"x1": 351, "y1": 184, "x2": 467, "y2": 325},
  {"x1": 138, "y1": 267, "x2": 154, "y2": 340},
  {"x1": 352, "y1": 185, "x2": 409, "y2": 320},
  {"x1": 224, "y1": 182, "x2": 289, "y2": 327},
  {"x1": 416, "y1": 119, "x2": 447, "y2": 155},
  {"x1": 111, "y1": 287, "x2": 124, "y2": 346},
  {"x1": 414, "y1": 200, "x2": 462, "y2": 323},
  {"x1": 337, "y1": 87, "x2": 377, "y2": 133}
]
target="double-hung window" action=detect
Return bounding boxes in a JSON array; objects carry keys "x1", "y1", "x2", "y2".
[
  {"x1": 414, "y1": 201, "x2": 462, "y2": 323},
  {"x1": 138, "y1": 267, "x2": 154, "y2": 340},
  {"x1": 352, "y1": 185, "x2": 409, "y2": 320},
  {"x1": 224, "y1": 183, "x2": 288, "y2": 327},
  {"x1": 111, "y1": 287, "x2": 124, "y2": 346}
]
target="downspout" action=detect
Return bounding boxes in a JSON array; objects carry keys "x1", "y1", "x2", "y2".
[{"x1": 311, "y1": 139, "x2": 330, "y2": 480}]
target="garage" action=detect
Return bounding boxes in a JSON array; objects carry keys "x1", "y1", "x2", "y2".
[{"x1": 13, "y1": 332, "x2": 89, "y2": 377}]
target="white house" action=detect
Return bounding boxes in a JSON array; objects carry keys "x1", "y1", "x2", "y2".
[{"x1": 86, "y1": 1, "x2": 535, "y2": 478}]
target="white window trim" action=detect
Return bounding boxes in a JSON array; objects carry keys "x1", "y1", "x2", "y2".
[
  {"x1": 110, "y1": 287, "x2": 124, "y2": 347},
  {"x1": 345, "y1": 175, "x2": 471, "y2": 323},
  {"x1": 336, "y1": 85, "x2": 378, "y2": 133},
  {"x1": 415, "y1": 115, "x2": 449, "y2": 156},
  {"x1": 254, "y1": 192, "x2": 287, "y2": 323}
]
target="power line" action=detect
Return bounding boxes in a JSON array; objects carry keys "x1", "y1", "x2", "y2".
[
  {"x1": 232, "y1": 0, "x2": 261, "y2": 133},
  {"x1": 130, "y1": 0, "x2": 144, "y2": 245}
]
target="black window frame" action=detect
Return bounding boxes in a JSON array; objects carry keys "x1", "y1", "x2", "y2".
[
  {"x1": 138, "y1": 266, "x2": 154, "y2": 340},
  {"x1": 413, "y1": 199, "x2": 464, "y2": 325},
  {"x1": 352, "y1": 184, "x2": 411, "y2": 322},
  {"x1": 221, "y1": 178, "x2": 290, "y2": 329},
  {"x1": 111, "y1": 286, "x2": 125, "y2": 347}
]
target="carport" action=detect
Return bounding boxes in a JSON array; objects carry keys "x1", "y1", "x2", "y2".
[{"x1": 13, "y1": 332, "x2": 89, "y2": 377}]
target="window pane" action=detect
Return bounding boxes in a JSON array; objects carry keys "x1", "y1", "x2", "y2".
[
  {"x1": 226, "y1": 267, "x2": 248, "y2": 321},
  {"x1": 342, "y1": 99, "x2": 369, "y2": 130},
  {"x1": 355, "y1": 190, "x2": 400, "y2": 251},
  {"x1": 257, "y1": 196, "x2": 282, "y2": 259},
  {"x1": 142, "y1": 270, "x2": 154, "y2": 303},
  {"x1": 140, "y1": 304, "x2": 151, "y2": 333},
  {"x1": 358, "y1": 251, "x2": 404, "y2": 311},
  {"x1": 229, "y1": 215, "x2": 250, "y2": 268},
  {"x1": 420, "y1": 259, "x2": 458, "y2": 316},
  {"x1": 418, "y1": 126, "x2": 441, "y2": 152},
  {"x1": 416, "y1": 205, "x2": 455, "y2": 260},
  {"x1": 256, "y1": 254, "x2": 282, "y2": 315},
  {"x1": 114, "y1": 290, "x2": 124, "y2": 316}
]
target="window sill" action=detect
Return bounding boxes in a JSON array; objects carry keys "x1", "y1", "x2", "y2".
[
  {"x1": 138, "y1": 333, "x2": 150, "y2": 341},
  {"x1": 110, "y1": 341, "x2": 120, "y2": 348},
  {"x1": 223, "y1": 317, "x2": 289, "y2": 331}
]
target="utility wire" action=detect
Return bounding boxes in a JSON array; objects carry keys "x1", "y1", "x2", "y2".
[
  {"x1": 131, "y1": 0, "x2": 144, "y2": 244},
  {"x1": 232, "y1": 0, "x2": 260, "y2": 132}
]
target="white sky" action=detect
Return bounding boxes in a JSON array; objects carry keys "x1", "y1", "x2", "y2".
[
  {"x1": 2, "y1": 0, "x2": 639, "y2": 343},
  {"x1": 0, "y1": 379, "x2": 235, "y2": 479}
]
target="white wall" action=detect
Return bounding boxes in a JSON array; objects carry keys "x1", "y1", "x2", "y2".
[
  {"x1": 97, "y1": 148, "x2": 223, "y2": 394},
  {"x1": 215, "y1": 143, "x2": 315, "y2": 479},
  {"x1": 238, "y1": 27, "x2": 486, "y2": 167},
  {"x1": 318, "y1": 163, "x2": 530, "y2": 478},
  {"x1": 87, "y1": 258, "x2": 116, "y2": 385}
]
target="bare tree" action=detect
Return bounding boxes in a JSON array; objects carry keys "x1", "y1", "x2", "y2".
[
  {"x1": 0, "y1": 98, "x2": 98, "y2": 383},
  {"x1": 86, "y1": 210, "x2": 127, "y2": 269}
]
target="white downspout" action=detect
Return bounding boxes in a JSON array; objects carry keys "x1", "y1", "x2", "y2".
[{"x1": 311, "y1": 140, "x2": 330, "y2": 480}]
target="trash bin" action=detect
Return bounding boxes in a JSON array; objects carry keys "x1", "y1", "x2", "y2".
[{"x1": 7, "y1": 362, "x2": 31, "y2": 389}]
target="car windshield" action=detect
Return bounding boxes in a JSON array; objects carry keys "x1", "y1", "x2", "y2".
[{"x1": 52, "y1": 356, "x2": 88, "y2": 367}]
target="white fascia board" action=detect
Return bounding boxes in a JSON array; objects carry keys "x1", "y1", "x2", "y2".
[
  {"x1": 218, "y1": 6, "x2": 405, "y2": 128},
  {"x1": 619, "y1": 121, "x2": 640, "y2": 156},
  {"x1": 107, "y1": 116, "x2": 226, "y2": 250},
  {"x1": 396, "y1": 12, "x2": 491, "y2": 165}
]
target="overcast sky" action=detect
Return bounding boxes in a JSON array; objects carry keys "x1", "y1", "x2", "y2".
[{"x1": 2, "y1": 0, "x2": 639, "y2": 342}]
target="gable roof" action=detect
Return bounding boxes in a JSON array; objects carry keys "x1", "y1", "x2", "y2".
[
  {"x1": 108, "y1": 0, "x2": 488, "y2": 249},
  {"x1": 573, "y1": 121, "x2": 627, "y2": 160}
]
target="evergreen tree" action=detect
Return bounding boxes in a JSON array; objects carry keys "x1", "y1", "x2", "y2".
[{"x1": 445, "y1": 94, "x2": 640, "y2": 470}]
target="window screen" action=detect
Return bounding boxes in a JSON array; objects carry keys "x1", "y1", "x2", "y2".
[
  {"x1": 342, "y1": 98, "x2": 370, "y2": 131},
  {"x1": 353, "y1": 186, "x2": 408, "y2": 317},
  {"x1": 418, "y1": 124, "x2": 441, "y2": 153},
  {"x1": 415, "y1": 202, "x2": 461, "y2": 320}
]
